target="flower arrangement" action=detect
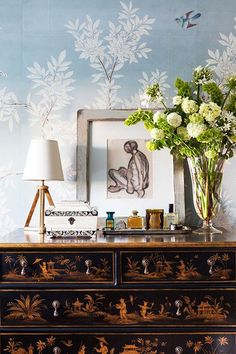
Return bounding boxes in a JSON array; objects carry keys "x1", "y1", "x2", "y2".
[
  {"x1": 125, "y1": 66, "x2": 236, "y2": 234},
  {"x1": 125, "y1": 66, "x2": 236, "y2": 159}
]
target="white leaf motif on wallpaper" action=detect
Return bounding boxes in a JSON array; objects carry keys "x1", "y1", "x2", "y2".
[
  {"x1": 207, "y1": 18, "x2": 236, "y2": 81},
  {"x1": 65, "y1": 1, "x2": 155, "y2": 108},
  {"x1": 0, "y1": 70, "x2": 7, "y2": 77},
  {"x1": 0, "y1": 189, "x2": 16, "y2": 236},
  {"x1": 26, "y1": 50, "x2": 75, "y2": 135},
  {"x1": 0, "y1": 88, "x2": 19, "y2": 132},
  {"x1": 0, "y1": 164, "x2": 18, "y2": 236},
  {"x1": 0, "y1": 162, "x2": 22, "y2": 188}
]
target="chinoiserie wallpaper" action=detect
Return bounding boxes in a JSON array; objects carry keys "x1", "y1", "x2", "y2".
[{"x1": 0, "y1": 0, "x2": 236, "y2": 234}]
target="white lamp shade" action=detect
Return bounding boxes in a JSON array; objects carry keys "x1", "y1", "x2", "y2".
[{"x1": 23, "y1": 139, "x2": 64, "y2": 181}]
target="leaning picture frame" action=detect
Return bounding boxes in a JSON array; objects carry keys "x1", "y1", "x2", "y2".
[{"x1": 77, "y1": 109, "x2": 185, "y2": 222}]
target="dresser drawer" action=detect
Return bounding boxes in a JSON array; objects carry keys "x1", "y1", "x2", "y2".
[
  {"x1": 120, "y1": 250, "x2": 236, "y2": 283},
  {"x1": 2, "y1": 288, "x2": 235, "y2": 328},
  {"x1": 1, "y1": 332, "x2": 235, "y2": 353},
  {"x1": 0, "y1": 251, "x2": 114, "y2": 284}
]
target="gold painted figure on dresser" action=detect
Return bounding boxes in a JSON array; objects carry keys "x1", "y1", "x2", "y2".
[{"x1": 0, "y1": 229, "x2": 236, "y2": 353}]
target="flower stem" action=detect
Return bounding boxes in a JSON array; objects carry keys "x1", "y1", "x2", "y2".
[{"x1": 221, "y1": 87, "x2": 232, "y2": 109}]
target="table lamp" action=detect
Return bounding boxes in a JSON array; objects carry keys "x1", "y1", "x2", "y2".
[{"x1": 23, "y1": 139, "x2": 64, "y2": 234}]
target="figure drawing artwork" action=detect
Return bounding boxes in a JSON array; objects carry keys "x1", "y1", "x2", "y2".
[{"x1": 107, "y1": 139, "x2": 153, "y2": 199}]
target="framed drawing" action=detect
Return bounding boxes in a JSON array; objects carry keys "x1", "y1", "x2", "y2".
[{"x1": 77, "y1": 109, "x2": 185, "y2": 222}]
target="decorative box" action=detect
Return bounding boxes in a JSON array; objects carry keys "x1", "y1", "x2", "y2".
[{"x1": 45, "y1": 201, "x2": 98, "y2": 237}]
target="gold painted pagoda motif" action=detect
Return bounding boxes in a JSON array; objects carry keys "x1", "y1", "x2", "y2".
[
  {"x1": 122, "y1": 252, "x2": 234, "y2": 282},
  {"x1": 2, "y1": 290, "x2": 233, "y2": 326}
]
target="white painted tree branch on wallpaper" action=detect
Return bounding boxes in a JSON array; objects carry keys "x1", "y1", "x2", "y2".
[
  {"x1": 65, "y1": 1, "x2": 155, "y2": 108},
  {"x1": 0, "y1": 88, "x2": 19, "y2": 132},
  {"x1": 26, "y1": 50, "x2": 75, "y2": 136},
  {"x1": 0, "y1": 1, "x2": 236, "y2": 234}
]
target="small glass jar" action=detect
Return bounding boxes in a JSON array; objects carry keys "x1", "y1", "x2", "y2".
[
  {"x1": 106, "y1": 211, "x2": 115, "y2": 230},
  {"x1": 146, "y1": 209, "x2": 164, "y2": 229}
]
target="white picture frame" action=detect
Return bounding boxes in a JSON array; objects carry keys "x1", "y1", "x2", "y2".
[{"x1": 77, "y1": 109, "x2": 185, "y2": 221}]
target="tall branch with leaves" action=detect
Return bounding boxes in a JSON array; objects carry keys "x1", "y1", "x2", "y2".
[
  {"x1": 26, "y1": 50, "x2": 75, "y2": 136},
  {"x1": 65, "y1": 1, "x2": 155, "y2": 108}
]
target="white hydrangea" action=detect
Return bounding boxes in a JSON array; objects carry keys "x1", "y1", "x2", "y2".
[
  {"x1": 167, "y1": 112, "x2": 182, "y2": 128},
  {"x1": 187, "y1": 122, "x2": 207, "y2": 138},
  {"x1": 150, "y1": 128, "x2": 165, "y2": 140},
  {"x1": 199, "y1": 102, "x2": 221, "y2": 122},
  {"x1": 153, "y1": 110, "x2": 166, "y2": 123},
  {"x1": 181, "y1": 98, "x2": 198, "y2": 114},
  {"x1": 173, "y1": 95, "x2": 182, "y2": 106}
]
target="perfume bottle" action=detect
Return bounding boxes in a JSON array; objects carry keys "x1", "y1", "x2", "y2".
[
  {"x1": 127, "y1": 210, "x2": 144, "y2": 229},
  {"x1": 106, "y1": 211, "x2": 115, "y2": 230},
  {"x1": 164, "y1": 204, "x2": 178, "y2": 229}
]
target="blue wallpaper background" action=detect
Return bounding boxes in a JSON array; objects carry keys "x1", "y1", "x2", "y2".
[{"x1": 0, "y1": 0, "x2": 236, "y2": 233}]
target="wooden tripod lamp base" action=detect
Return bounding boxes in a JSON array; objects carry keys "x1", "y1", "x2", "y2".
[
  {"x1": 23, "y1": 139, "x2": 64, "y2": 234},
  {"x1": 24, "y1": 182, "x2": 55, "y2": 234}
]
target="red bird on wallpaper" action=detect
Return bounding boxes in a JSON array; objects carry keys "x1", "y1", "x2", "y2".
[{"x1": 175, "y1": 10, "x2": 201, "y2": 29}]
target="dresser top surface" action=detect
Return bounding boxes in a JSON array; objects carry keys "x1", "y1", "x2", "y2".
[{"x1": 0, "y1": 228, "x2": 236, "y2": 248}]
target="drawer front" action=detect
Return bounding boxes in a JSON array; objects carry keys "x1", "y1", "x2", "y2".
[
  {"x1": 120, "y1": 250, "x2": 236, "y2": 283},
  {"x1": 0, "y1": 251, "x2": 114, "y2": 283},
  {"x1": 2, "y1": 288, "x2": 235, "y2": 327},
  {"x1": 1, "y1": 332, "x2": 235, "y2": 353}
]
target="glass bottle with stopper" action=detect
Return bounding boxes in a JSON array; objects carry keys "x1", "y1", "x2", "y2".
[
  {"x1": 106, "y1": 211, "x2": 115, "y2": 230},
  {"x1": 164, "y1": 203, "x2": 178, "y2": 229},
  {"x1": 127, "y1": 210, "x2": 144, "y2": 229}
]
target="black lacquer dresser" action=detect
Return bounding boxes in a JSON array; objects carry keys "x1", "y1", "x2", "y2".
[{"x1": 0, "y1": 229, "x2": 236, "y2": 353}]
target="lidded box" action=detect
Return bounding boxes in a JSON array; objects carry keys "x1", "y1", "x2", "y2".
[{"x1": 45, "y1": 201, "x2": 98, "y2": 233}]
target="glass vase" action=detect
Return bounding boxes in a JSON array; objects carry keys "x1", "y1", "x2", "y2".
[{"x1": 188, "y1": 156, "x2": 225, "y2": 235}]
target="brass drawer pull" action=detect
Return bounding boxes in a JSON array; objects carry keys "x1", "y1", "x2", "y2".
[
  {"x1": 207, "y1": 258, "x2": 215, "y2": 274},
  {"x1": 20, "y1": 259, "x2": 28, "y2": 276},
  {"x1": 85, "y1": 259, "x2": 92, "y2": 274},
  {"x1": 53, "y1": 347, "x2": 61, "y2": 354},
  {"x1": 175, "y1": 346, "x2": 183, "y2": 354},
  {"x1": 142, "y1": 257, "x2": 150, "y2": 274},
  {"x1": 52, "y1": 300, "x2": 60, "y2": 317},
  {"x1": 175, "y1": 299, "x2": 183, "y2": 316}
]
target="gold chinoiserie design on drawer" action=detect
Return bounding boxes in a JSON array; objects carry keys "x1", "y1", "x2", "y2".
[
  {"x1": 2, "y1": 289, "x2": 235, "y2": 327},
  {"x1": 1, "y1": 251, "x2": 114, "y2": 283},
  {"x1": 1, "y1": 332, "x2": 235, "y2": 354},
  {"x1": 120, "y1": 250, "x2": 236, "y2": 283}
]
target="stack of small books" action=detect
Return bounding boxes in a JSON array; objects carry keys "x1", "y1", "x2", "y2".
[{"x1": 45, "y1": 201, "x2": 98, "y2": 237}]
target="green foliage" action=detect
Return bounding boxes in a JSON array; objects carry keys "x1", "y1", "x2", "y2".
[
  {"x1": 175, "y1": 77, "x2": 191, "y2": 97},
  {"x1": 146, "y1": 139, "x2": 164, "y2": 151},
  {"x1": 197, "y1": 128, "x2": 223, "y2": 144},
  {"x1": 202, "y1": 82, "x2": 224, "y2": 106},
  {"x1": 157, "y1": 117, "x2": 173, "y2": 132},
  {"x1": 124, "y1": 109, "x2": 153, "y2": 126},
  {"x1": 225, "y1": 95, "x2": 236, "y2": 116},
  {"x1": 226, "y1": 75, "x2": 236, "y2": 91}
]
